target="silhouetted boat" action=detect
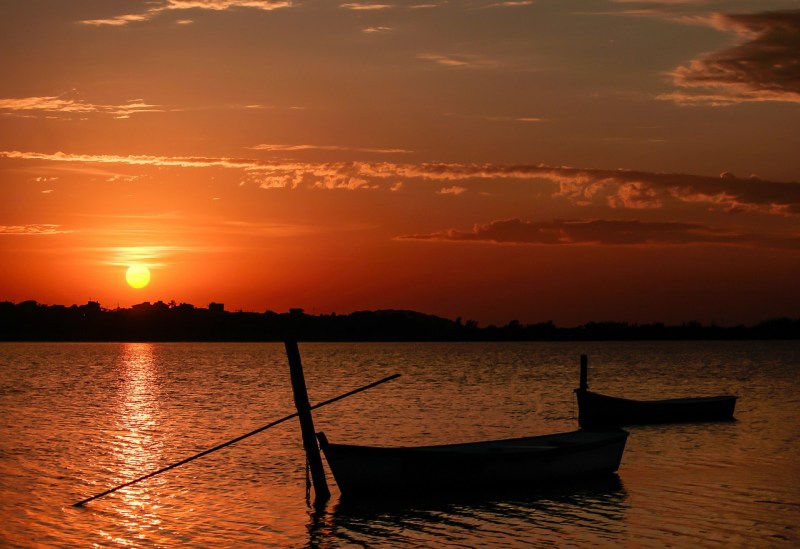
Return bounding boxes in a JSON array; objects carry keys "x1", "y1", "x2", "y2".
[
  {"x1": 317, "y1": 429, "x2": 628, "y2": 497},
  {"x1": 575, "y1": 389, "x2": 737, "y2": 428},
  {"x1": 574, "y1": 355, "x2": 737, "y2": 428}
]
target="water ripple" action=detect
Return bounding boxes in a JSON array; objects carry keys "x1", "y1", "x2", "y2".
[{"x1": 1, "y1": 341, "x2": 799, "y2": 547}]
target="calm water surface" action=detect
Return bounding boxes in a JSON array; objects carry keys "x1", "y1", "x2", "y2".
[{"x1": 1, "y1": 341, "x2": 798, "y2": 547}]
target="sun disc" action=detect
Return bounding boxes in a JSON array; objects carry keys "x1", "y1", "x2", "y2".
[{"x1": 126, "y1": 264, "x2": 151, "y2": 289}]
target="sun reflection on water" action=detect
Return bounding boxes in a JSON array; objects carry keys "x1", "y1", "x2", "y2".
[{"x1": 105, "y1": 343, "x2": 166, "y2": 544}]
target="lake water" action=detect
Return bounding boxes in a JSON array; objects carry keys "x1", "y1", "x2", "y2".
[{"x1": 1, "y1": 341, "x2": 798, "y2": 547}]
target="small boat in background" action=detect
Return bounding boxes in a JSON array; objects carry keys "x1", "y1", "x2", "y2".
[
  {"x1": 317, "y1": 429, "x2": 628, "y2": 497},
  {"x1": 575, "y1": 389, "x2": 737, "y2": 428},
  {"x1": 574, "y1": 355, "x2": 737, "y2": 428}
]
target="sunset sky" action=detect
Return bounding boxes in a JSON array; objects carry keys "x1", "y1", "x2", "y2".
[{"x1": 1, "y1": 0, "x2": 799, "y2": 327}]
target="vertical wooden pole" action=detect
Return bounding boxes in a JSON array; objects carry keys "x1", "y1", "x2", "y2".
[
  {"x1": 579, "y1": 354, "x2": 588, "y2": 390},
  {"x1": 285, "y1": 339, "x2": 330, "y2": 503}
]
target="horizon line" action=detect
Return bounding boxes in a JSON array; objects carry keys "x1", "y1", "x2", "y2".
[{"x1": 2, "y1": 298, "x2": 798, "y2": 330}]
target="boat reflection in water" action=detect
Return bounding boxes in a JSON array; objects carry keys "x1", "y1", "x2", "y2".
[{"x1": 308, "y1": 474, "x2": 629, "y2": 546}]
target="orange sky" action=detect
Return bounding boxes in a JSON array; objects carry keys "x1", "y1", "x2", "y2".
[{"x1": 1, "y1": 1, "x2": 799, "y2": 326}]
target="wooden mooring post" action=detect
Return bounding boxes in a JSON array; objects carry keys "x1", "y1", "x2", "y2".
[
  {"x1": 579, "y1": 354, "x2": 589, "y2": 391},
  {"x1": 285, "y1": 339, "x2": 331, "y2": 503}
]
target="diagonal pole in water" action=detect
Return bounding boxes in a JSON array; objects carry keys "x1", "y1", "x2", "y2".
[{"x1": 73, "y1": 373, "x2": 401, "y2": 507}]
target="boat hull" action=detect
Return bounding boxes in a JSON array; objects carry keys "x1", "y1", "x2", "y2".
[
  {"x1": 318, "y1": 429, "x2": 628, "y2": 497},
  {"x1": 575, "y1": 389, "x2": 737, "y2": 428}
]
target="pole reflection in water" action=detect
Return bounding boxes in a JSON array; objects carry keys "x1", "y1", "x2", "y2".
[{"x1": 102, "y1": 343, "x2": 166, "y2": 544}]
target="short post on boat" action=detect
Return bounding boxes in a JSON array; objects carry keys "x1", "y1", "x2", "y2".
[
  {"x1": 285, "y1": 339, "x2": 331, "y2": 503},
  {"x1": 579, "y1": 354, "x2": 589, "y2": 391}
]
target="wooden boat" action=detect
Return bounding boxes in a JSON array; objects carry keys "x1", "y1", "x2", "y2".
[
  {"x1": 575, "y1": 355, "x2": 737, "y2": 428},
  {"x1": 317, "y1": 429, "x2": 628, "y2": 497},
  {"x1": 575, "y1": 389, "x2": 737, "y2": 428}
]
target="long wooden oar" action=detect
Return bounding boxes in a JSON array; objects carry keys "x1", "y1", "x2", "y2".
[{"x1": 73, "y1": 373, "x2": 400, "y2": 507}]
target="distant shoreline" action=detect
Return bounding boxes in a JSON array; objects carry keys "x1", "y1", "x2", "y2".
[{"x1": 2, "y1": 300, "x2": 798, "y2": 342}]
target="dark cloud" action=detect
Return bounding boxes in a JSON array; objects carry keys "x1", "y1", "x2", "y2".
[
  {"x1": 372, "y1": 163, "x2": 800, "y2": 216},
  {"x1": 399, "y1": 218, "x2": 800, "y2": 250},
  {"x1": 548, "y1": 168, "x2": 800, "y2": 215},
  {"x1": 663, "y1": 10, "x2": 800, "y2": 105}
]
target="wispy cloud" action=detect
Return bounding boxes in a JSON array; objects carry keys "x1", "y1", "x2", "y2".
[
  {"x1": 438, "y1": 186, "x2": 467, "y2": 195},
  {"x1": 0, "y1": 95, "x2": 292, "y2": 119},
  {"x1": 81, "y1": 14, "x2": 151, "y2": 26},
  {"x1": 357, "y1": 162, "x2": 800, "y2": 216},
  {"x1": 486, "y1": 1, "x2": 533, "y2": 8},
  {"x1": 0, "y1": 150, "x2": 256, "y2": 170},
  {"x1": 311, "y1": 176, "x2": 377, "y2": 190},
  {"x1": 660, "y1": 10, "x2": 800, "y2": 105},
  {"x1": 74, "y1": 221, "x2": 318, "y2": 268},
  {"x1": 76, "y1": 213, "x2": 317, "y2": 242},
  {"x1": 0, "y1": 224, "x2": 71, "y2": 235},
  {"x1": 363, "y1": 26, "x2": 392, "y2": 33},
  {"x1": 3, "y1": 150, "x2": 799, "y2": 213},
  {"x1": 340, "y1": 3, "x2": 394, "y2": 10},
  {"x1": 610, "y1": 0, "x2": 713, "y2": 4},
  {"x1": 0, "y1": 96, "x2": 163, "y2": 119},
  {"x1": 399, "y1": 218, "x2": 800, "y2": 250},
  {"x1": 106, "y1": 174, "x2": 146, "y2": 183},
  {"x1": 339, "y1": 1, "x2": 442, "y2": 11},
  {"x1": 100, "y1": 245, "x2": 193, "y2": 267},
  {"x1": 81, "y1": 0, "x2": 293, "y2": 26},
  {"x1": 418, "y1": 53, "x2": 497, "y2": 68},
  {"x1": 250, "y1": 143, "x2": 413, "y2": 154},
  {"x1": 544, "y1": 166, "x2": 800, "y2": 215},
  {"x1": 486, "y1": 115, "x2": 543, "y2": 123},
  {"x1": 166, "y1": 0, "x2": 291, "y2": 8}
]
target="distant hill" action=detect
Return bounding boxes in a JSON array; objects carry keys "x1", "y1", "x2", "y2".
[{"x1": 1, "y1": 300, "x2": 798, "y2": 341}]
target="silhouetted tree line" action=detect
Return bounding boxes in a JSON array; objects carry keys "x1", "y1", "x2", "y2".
[{"x1": 1, "y1": 300, "x2": 799, "y2": 342}]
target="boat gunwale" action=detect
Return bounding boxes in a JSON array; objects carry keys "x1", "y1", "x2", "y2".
[
  {"x1": 317, "y1": 429, "x2": 628, "y2": 458},
  {"x1": 575, "y1": 388, "x2": 738, "y2": 406}
]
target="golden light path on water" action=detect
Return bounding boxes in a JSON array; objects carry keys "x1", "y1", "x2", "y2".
[{"x1": 103, "y1": 343, "x2": 164, "y2": 544}]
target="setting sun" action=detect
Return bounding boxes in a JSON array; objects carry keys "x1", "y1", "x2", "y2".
[{"x1": 125, "y1": 265, "x2": 151, "y2": 289}]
